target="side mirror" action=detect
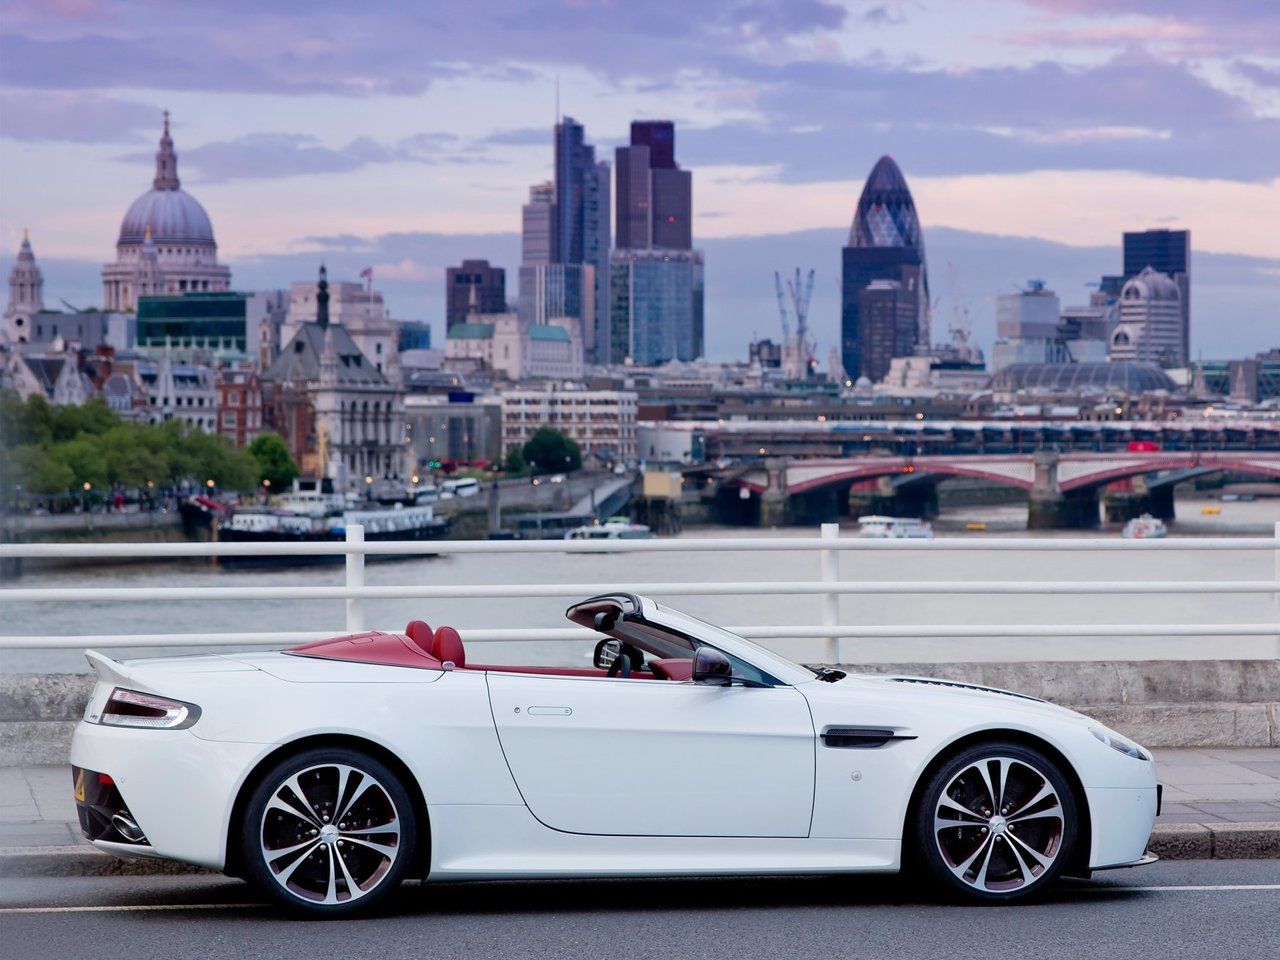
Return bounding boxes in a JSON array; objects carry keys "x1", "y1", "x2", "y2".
[
  {"x1": 692, "y1": 647, "x2": 733, "y2": 686},
  {"x1": 593, "y1": 638, "x2": 622, "y2": 670}
]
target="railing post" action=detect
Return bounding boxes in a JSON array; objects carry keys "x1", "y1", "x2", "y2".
[
  {"x1": 346, "y1": 524, "x2": 365, "y2": 633},
  {"x1": 820, "y1": 522, "x2": 840, "y2": 664},
  {"x1": 1274, "y1": 522, "x2": 1280, "y2": 659}
]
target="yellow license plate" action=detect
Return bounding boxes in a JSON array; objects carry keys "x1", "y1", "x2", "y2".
[{"x1": 73, "y1": 769, "x2": 85, "y2": 803}]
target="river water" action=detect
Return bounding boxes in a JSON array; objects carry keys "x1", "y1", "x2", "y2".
[{"x1": 4, "y1": 494, "x2": 1279, "y2": 674}]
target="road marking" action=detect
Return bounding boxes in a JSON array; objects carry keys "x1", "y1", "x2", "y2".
[
  {"x1": 2, "y1": 884, "x2": 1280, "y2": 913},
  {"x1": 1087, "y1": 883, "x2": 1280, "y2": 893},
  {"x1": 0, "y1": 903, "x2": 264, "y2": 914}
]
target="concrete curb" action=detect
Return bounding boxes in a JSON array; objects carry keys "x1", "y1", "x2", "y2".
[
  {"x1": 4, "y1": 823, "x2": 1279, "y2": 878},
  {"x1": 1147, "y1": 822, "x2": 1280, "y2": 861},
  {"x1": 0, "y1": 845, "x2": 214, "y2": 878}
]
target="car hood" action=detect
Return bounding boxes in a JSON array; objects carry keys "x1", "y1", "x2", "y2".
[{"x1": 832, "y1": 671, "x2": 1091, "y2": 724}]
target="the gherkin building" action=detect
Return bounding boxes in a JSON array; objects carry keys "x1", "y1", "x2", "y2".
[{"x1": 841, "y1": 156, "x2": 929, "y2": 383}]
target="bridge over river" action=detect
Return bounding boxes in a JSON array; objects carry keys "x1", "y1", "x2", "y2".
[{"x1": 708, "y1": 451, "x2": 1280, "y2": 528}]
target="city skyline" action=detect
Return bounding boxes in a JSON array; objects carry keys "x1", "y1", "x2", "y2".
[{"x1": 1, "y1": 0, "x2": 1277, "y2": 358}]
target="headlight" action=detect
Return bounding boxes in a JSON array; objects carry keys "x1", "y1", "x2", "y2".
[
  {"x1": 1090, "y1": 726, "x2": 1149, "y2": 761},
  {"x1": 99, "y1": 688, "x2": 201, "y2": 730}
]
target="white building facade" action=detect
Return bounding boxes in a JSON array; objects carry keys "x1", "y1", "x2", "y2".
[
  {"x1": 1109, "y1": 267, "x2": 1183, "y2": 368},
  {"x1": 502, "y1": 388, "x2": 637, "y2": 463},
  {"x1": 446, "y1": 313, "x2": 584, "y2": 381}
]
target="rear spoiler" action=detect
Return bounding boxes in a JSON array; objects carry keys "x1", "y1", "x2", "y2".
[{"x1": 85, "y1": 650, "x2": 141, "y2": 690}]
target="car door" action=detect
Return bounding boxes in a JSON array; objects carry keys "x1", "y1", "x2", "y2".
[{"x1": 486, "y1": 673, "x2": 816, "y2": 837}]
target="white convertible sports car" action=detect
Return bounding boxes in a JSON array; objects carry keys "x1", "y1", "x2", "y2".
[{"x1": 70, "y1": 593, "x2": 1159, "y2": 916}]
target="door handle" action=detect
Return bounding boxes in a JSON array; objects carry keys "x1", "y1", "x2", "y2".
[{"x1": 526, "y1": 706, "x2": 573, "y2": 717}]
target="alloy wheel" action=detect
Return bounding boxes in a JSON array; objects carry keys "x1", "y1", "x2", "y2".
[
  {"x1": 259, "y1": 763, "x2": 401, "y2": 905},
  {"x1": 932, "y1": 755, "x2": 1065, "y2": 894}
]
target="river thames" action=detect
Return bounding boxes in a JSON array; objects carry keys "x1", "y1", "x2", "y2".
[{"x1": 4, "y1": 493, "x2": 1279, "y2": 674}]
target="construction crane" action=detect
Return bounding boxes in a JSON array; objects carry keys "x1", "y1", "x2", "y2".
[
  {"x1": 786, "y1": 267, "x2": 816, "y2": 370},
  {"x1": 772, "y1": 268, "x2": 816, "y2": 378},
  {"x1": 773, "y1": 271, "x2": 791, "y2": 344}
]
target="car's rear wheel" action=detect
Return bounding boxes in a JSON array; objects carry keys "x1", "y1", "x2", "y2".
[
  {"x1": 913, "y1": 741, "x2": 1077, "y2": 903},
  {"x1": 241, "y1": 747, "x2": 416, "y2": 917}
]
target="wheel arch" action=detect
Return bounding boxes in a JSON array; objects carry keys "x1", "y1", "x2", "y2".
[
  {"x1": 901, "y1": 728, "x2": 1093, "y2": 878},
  {"x1": 223, "y1": 733, "x2": 432, "y2": 880}
]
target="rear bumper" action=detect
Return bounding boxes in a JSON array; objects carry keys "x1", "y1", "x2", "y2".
[{"x1": 70, "y1": 721, "x2": 266, "y2": 871}]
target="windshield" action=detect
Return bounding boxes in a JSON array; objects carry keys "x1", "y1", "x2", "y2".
[
  {"x1": 650, "y1": 603, "x2": 816, "y2": 683},
  {"x1": 565, "y1": 599, "x2": 803, "y2": 686}
]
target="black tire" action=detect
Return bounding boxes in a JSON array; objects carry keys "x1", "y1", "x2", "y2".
[
  {"x1": 240, "y1": 747, "x2": 417, "y2": 918},
  {"x1": 912, "y1": 741, "x2": 1078, "y2": 904}
]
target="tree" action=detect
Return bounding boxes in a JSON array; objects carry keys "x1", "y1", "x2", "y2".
[
  {"x1": 249, "y1": 433, "x2": 300, "y2": 489},
  {"x1": 521, "y1": 427, "x2": 581, "y2": 475},
  {"x1": 503, "y1": 445, "x2": 527, "y2": 475}
]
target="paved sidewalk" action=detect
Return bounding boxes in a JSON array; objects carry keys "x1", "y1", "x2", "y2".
[{"x1": 2, "y1": 749, "x2": 1278, "y2": 855}]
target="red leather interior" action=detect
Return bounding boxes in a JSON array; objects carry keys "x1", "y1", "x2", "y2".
[
  {"x1": 405, "y1": 620, "x2": 433, "y2": 654},
  {"x1": 649, "y1": 658, "x2": 695, "y2": 681},
  {"x1": 290, "y1": 626, "x2": 692, "y2": 681},
  {"x1": 432, "y1": 626, "x2": 466, "y2": 667},
  {"x1": 289, "y1": 631, "x2": 442, "y2": 670}
]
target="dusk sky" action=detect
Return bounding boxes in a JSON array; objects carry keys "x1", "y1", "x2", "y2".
[{"x1": 2, "y1": 0, "x2": 1277, "y2": 358}]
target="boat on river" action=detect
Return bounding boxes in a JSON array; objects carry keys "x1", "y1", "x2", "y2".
[
  {"x1": 216, "y1": 478, "x2": 450, "y2": 567},
  {"x1": 857, "y1": 515, "x2": 934, "y2": 539},
  {"x1": 564, "y1": 516, "x2": 652, "y2": 541},
  {"x1": 1121, "y1": 514, "x2": 1167, "y2": 539}
]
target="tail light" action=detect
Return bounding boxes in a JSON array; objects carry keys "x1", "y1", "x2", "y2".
[{"x1": 100, "y1": 688, "x2": 200, "y2": 729}]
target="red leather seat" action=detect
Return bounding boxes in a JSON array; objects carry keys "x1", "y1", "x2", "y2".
[
  {"x1": 405, "y1": 620, "x2": 434, "y2": 655},
  {"x1": 432, "y1": 626, "x2": 466, "y2": 667},
  {"x1": 649, "y1": 658, "x2": 694, "y2": 682}
]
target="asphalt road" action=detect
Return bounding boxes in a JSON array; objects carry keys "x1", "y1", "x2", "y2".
[{"x1": 1, "y1": 862, "x2": 1278, "y2": 960}]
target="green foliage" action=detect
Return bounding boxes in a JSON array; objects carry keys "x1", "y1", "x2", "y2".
[
  {"x1": 0, "y1": 388, "x2": 261, "y2": 498},
  {"x1": 503, "y1": 445, "x2": 527, "y2": 475},
  {"x1": 521, "y1": 427, "x2": 581, "y2": 475},
  {"x1": 248, "y1": 433, "x2": 299, "y2": 489}
]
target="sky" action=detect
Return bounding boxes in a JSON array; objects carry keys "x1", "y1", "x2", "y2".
[{"x1": 2, "y1": 0, "x2": 1278, "y2": 360}]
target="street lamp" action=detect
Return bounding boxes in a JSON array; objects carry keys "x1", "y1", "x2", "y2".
[{"x1": 205, "y1": 479, "x2": 215, "y2": 489}]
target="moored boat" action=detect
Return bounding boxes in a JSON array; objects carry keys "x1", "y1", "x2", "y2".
[
  {"x1": 564, "y1": 516, "x2": 652, "y2": 541},
  {"x1": 857, "y1": 515, "x2": 934, "y2": 539},
  {"x1": 216, "y1": 478, "x2": 450, "y2": 567},
  {"x1": 1121, "y1": 514, "x2": 1167, "y2": 539}
]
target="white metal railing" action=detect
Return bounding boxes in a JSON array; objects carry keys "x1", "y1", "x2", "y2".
[{"x1": 3, "y1": 523, "x2": 1280, "y2": 662}]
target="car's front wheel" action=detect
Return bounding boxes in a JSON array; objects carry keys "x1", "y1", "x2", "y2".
[
  {"x1": 913, "y1": 741, "x2": 1078, "y2": 903},
  {"x1": 241, "y1": 747, "x2": 417, "y2": 917}
]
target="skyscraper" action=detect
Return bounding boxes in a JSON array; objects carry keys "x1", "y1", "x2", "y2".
[
  {"x1": 550, "y1": 117, "x2": 610, "y2": 362},
  {"x1": 1122, "y1": 229, "x2": 1189, "y2": 366},
  {"x1": 521, "y1": 182, "x2": 555, "y2": 267},
  {"x1": 445, "y1": 259, "x2": 505, "y2": 330},
  {"x1": 615, "y1": 121, "x2": 692, "y2": 251},
  {"x1": 840, "y1": 156, "x2": 928, "y2": 382},
  {"x1": 610, "y1": 120, "x2": 702, "y2": 365}
]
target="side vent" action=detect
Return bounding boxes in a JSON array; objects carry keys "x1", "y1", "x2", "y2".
[{"x1": 821, "y1": 726, "x2": 917, "y2": 749}]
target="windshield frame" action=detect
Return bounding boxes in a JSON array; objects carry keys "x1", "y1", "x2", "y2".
[{"x1": 565, "y1": 594, "x2": 815, "y2": 687}]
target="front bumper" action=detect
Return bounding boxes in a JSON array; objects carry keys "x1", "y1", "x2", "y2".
[
  {"x1": 1086, "y1": 784, "x2": 1160, "y2": 869},
  {"x1": 69, "y1": 721, "x2": 267, "y2": 871}
]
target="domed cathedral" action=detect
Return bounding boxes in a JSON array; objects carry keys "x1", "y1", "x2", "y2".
[
  {"x1": 101, "y1": 113, "x2": 231, "y2": 311},
  {"x1": 5, "y1": 231, "x2": 44, "y2": 321}
]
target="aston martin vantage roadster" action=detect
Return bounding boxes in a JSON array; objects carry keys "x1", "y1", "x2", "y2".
[{"x1": 70, "y1": 593, "x2": 1158, "y2": 916}]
